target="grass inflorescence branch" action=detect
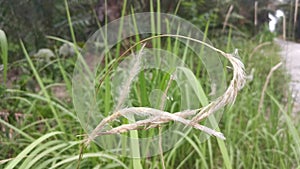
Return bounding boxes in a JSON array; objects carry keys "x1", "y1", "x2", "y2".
[{"x1": 85, "y1": 34, "x2": 246, "y2": 145}]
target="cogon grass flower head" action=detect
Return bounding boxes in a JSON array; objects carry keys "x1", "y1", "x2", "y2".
[{"x1": 72, "y1": 12, "x2": 246, "y2": 158}]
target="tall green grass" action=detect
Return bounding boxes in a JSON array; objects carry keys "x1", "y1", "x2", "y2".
[
  {"x1": 0, "y1": 29, "x2": 8, "y2": 85},
  {"x1": 0, "y1": 1, "x2": 299, "y2": 169},
  {"x1": 20, "y1": 42, "x2": 66, "y2": 133}
]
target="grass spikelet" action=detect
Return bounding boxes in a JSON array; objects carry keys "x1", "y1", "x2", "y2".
[{"x1": 85, "y1": 34, "x2": 246, "y2": 145}]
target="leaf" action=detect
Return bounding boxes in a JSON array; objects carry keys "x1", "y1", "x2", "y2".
[
  {"x1": 0, "y1": 29, "x2": 8, "y2": 84},
  {"x1": 4, "y1": 131, "x2": 63, "y2": 169}
]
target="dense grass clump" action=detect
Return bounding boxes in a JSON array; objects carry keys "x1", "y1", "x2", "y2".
[{"x1": 1, "y1": 1, "x2": 299, "y2": 169}]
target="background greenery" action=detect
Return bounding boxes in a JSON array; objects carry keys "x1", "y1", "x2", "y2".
[{"x1": 0, "y1": 0, "x2": 300, "y2": 168}]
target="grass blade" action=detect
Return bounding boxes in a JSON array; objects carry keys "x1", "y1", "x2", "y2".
[
  {"x1": 4, "y1": 131, "x2": 63, "y2": 169},
  {"x1": 0, "y1": 118, "x2": 34, "y2": 141},
  {"x1": 0, "y1": 29, "x2": 8, "y2": 84},
  {"x1": 20, "y1": 41, "x2": 65, "y2": 132},
  {"x1": 19, "y1": 140, "x2": 64, "y2": 169},
  {"x1": 268, "y1": 92, "x2": 300, "y2": 161},
  {"x1": 6, "y1": 89, "x2": 76, "y2": 119},
  {"x1": 49, "y1": 153, "x2": 129, "y2": 169}
]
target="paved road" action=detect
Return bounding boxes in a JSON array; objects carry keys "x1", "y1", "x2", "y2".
[{"x1": 276, "y1": 39, "x2": 300, "y2": 113}]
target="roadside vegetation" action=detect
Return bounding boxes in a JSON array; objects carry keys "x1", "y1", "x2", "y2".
[{"x1": 0, "y1": 0, "x2": 299, "y2": 168}]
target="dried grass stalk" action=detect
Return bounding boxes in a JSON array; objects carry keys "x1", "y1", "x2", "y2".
[
  {"x1": 85, "y1": 34, "x2": 246, "y2": 145},
  {"x1": 249, "y1": 42, "x2": 272, "y2": 60},
  {"x1": 222, "y1": 5, "x2": 234, "y2": 33},
  {"x1": 283, "y1": 14, "x2": 286, "y2": 41},
  {"x1": 294, "y1": 0, "x2": 299, "y2": 32},
  {"x1": 191, "y1": 49, "x2": 246, "y2": 123},
  {"x1": 258, "y1": 62, "x2": 282, "y2": 114},
  {"x1": 254, "y1": 1, "x2": 258, "y2": 26},
  {"x1": 96, "y1": 107, "x2": 225, "y2": 139}
]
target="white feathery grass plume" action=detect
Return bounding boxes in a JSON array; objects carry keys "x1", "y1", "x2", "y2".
[
  {"x1": 191, "y1": 49, "x2": 246, "y2": 123},
  {"x1": 85, "y1": 34, "x2": 246, "y2": 145},
  {"x1": 114, "y1": 43, "x2": 146, "y2": 111},
  {"x1": 86, "y1": 44, "x2": 146, "y2": 145},
  {"x1": 95, "y1": 107, "x2": 225, "y2": 140}
]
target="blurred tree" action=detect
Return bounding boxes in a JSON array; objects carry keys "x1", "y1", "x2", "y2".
[
  {"x1": 276, "y1": 0, "x2": 300, "y2": 40},
  {"x1": 0, "y1": 0, "x2": 292, "y2": 61},
  {"x1": 0, "y1": 0, "x2": 99, "y2": 60}
]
